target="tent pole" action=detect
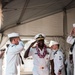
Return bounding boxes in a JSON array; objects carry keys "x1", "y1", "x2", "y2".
[
  {"x1": 63, "y1": 8, "x2": 67, "y2": 39},
  {"x1": 63, "y1": 8, "x2": 68, "y2": 65}
]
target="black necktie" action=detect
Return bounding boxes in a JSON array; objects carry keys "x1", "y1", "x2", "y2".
[
  {"x1": 54, "y1": 50, "x2": 58, "y2": 55},
  {"x1": 19, "y1": 53, "x2": 24, "y2": 64},
  {"x1": 70, "y1": 40, "x2": 75, "y2": 52}
]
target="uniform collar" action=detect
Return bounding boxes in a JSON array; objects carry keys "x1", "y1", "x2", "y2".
[
  {"x1": 54, "y1": 50, "x2": 58, "y2": 55},
  {"x1": 10, "y1": 43, "x2": 15, "y2": 47}
]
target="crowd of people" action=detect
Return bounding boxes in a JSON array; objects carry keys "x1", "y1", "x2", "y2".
[{"x1": 0, "y1": 24, "x2": 75, "y2": 75}]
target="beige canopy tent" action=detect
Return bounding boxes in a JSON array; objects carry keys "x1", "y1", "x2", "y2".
[
  {"x1": 0, "y1": 0, "x2": 75, "y2": 53},
  {"x1": 0, "y1": 0, "x2": 75, "y2": 74}
]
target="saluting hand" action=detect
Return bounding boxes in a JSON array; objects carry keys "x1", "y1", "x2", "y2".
[
  {"x1": 30, "y1": 41, "x2": 36, "y2": 47},
  {"x1": 70, "y1": 28, "x2": 75, "y2": 36}
]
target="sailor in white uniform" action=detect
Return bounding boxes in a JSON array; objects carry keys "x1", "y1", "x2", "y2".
[
  {"x1": 5, "y1": 32, "x2": 24, "y2": 75},
  {"x1": 49, "y1": 40, "x2": 65, "y2": 75},
  {"x1": 66, "y1": 23, "x2": 75, "y2": 75},
  {"x1": 24, "y1": 33, "x2": 55, "y2": 75},
  {"x1": 0, "y1": 49, "x2": 5, "y2": 75}
]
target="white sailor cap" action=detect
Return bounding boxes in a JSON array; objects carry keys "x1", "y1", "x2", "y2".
[
  {"x1": 49, "y1": 40, "x2": 59, "y2": 47},
  {"x1": 73, "y1": 23, "x2": 75, "y2": 27},
  {"x1": 8, "y1": 32, "x2": 19, "y2": 38},
  {"x1": 34, "y1": 33, "x2": 45, "y2": 40}
]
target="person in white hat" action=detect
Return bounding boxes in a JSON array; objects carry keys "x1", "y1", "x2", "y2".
[
  {"x1": 49, "y1": 40, "x2": 65, "y2": 75},
  {"x1": 5, "y1": 32, "x2": 24, "y2": 75},
  {"x1": 0, "y1": 49, "x2": 5, "y2": 75},
  {"x1": 24, "y1": 33, "x2": 55, "y2": 75},
  {"x1": 66, "y1": 23, "x2": 75, "y2": 75}
]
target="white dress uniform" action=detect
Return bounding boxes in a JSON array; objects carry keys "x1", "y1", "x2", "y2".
[
  {"x1": 53, "y1": 50, "x2": 65, "y2": 75},
  {"x1": 5, "y1": 41, "x2": 24, "y2": 75},
  {"x1": 67, "y1": 35, "x2": 75, "y2": 75},
  {"x1": 28, "y1": 47, "x2": 53, "y2": 75}
]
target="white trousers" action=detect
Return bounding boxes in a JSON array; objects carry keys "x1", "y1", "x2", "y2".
[{"x1": 5, "y1": 65, "x2": 20, "y2": 75}]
